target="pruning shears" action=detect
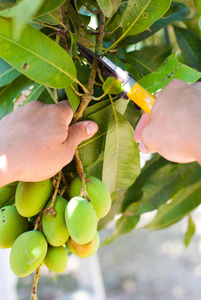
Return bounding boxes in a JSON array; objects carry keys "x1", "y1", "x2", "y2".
[{"x1": 77, "y1": 43, "x2": 156, "y2": 115}]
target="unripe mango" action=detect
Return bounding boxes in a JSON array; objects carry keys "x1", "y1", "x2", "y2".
[
  {"x1": 10, "y1": 230, "x2": 47, "y2": 277},
  {"x1": 0, "y1": 206, "x2": 29, "y2": 248},
  {"x1": 69, "y1": 176, "x2": 111, "y2": 219},
  {"x1": 16, "y1": 179, "x2": 53, "y2": 217},
  {"x1": 42, "y1": 196, "x2": 69, "y2": 247},
  {"x1": 44, "y1": 245, "x2": 68, "y2": 273},
  {"x1": 65, "y1": 196, "x2": 97, "y2": 245},
  {"x1": 0, "y1": 182, "x2": 18, "y2": 208},
  {"x1": 67, "y1": 231, "x2": 100, "y2": 258},
  {"x1": 69, "y1": 237, "x2": 94, "y2": 256}
]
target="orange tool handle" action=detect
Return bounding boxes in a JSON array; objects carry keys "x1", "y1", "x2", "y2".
[{"x1": 127, "y1": 83, "x2": 156, "y2": 115}]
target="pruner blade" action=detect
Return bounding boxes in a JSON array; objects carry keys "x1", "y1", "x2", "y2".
[{"x1": 77, "y1": 43, "x2": 156, "y2": 114}]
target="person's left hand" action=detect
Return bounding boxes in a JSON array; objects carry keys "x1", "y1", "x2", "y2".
[{"x1": 0, "y1": 100, "x2": 98, "y2": 187}]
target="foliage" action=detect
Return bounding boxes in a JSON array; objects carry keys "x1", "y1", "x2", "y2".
[{"x1": 0, "y1": 0, "x2": 201, "y2": 272}]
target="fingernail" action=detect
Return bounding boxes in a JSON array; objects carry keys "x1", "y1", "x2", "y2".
[
  {"x1": 139, "y1": 140, "x2": 147, "y2": 153},
  {"x1": 86, "y1": 122, "x2": 98, "y2": 136}
]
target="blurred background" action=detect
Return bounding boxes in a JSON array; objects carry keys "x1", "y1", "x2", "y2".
[{"x1": 1, "y1": 206, "x2": 201, "y2": 300}]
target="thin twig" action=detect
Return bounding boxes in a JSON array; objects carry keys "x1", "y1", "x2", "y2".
[{"x1": 30, "y1": 265, "x2": 41, "y2": 300}]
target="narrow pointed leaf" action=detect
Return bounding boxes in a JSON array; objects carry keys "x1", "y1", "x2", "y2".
[
  {"x1": 120, "y1": 2, "x2": 190, "y2": 46},
  {"x1": 123, "y1": 162, "x2": 201, "y2": 217},
  {"x1": 184, "y1": 215, "x2": 195, "y2": 247},
  {"x1": 139, "y1": 53, "x2": 201, "y2": 94},
  {"x1": 97, "y1": 0, "x2": 121, "y2": 18},
  {"x1": 23, "y1": 82, "x2": 45, "y2": 105},
  {"x1": 0, "y1": 17, "x2": 77, "y2": 88},
  {"x1": 79, "y1": 99, "x2": 129, "y2": 166},
  {"x1": 174, "y1": 26, "x2": 201, "y2": 69},
  {"x1": 102, "y1": 109, "x2": 140, "y2": 193},
  {"x1": 122, "y1": 0, "x2": 171, "y2": 37},
  {"x1": 0, "y1": 57, "x2": 20, "y2": 87},
  {"x1": 125, "y1": 45, "x2": 171, "y2": 76},
  {"x1": 146, "y1": 178, "x2": 201, "y2": 230},
  {"x1": 65, "y1": 83, "x2": 80, "y2": 113}
]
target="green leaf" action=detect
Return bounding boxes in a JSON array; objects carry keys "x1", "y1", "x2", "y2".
[
  {"x1": 64, "y1": 1, "x2": 80, "y2": 33},
  {"x1": 98, "y1": 188, "x2": 127, "y2": 230},
  {"x1": 0, "y1": 0, "x2": 45, "y2": 39},
  {"x1": 0, "y1": 75, "x2": 32, "y2": 119},
  {"x1": 146, "y1": 177, "x2": 201, "y2": 230},
  {"x1": 119, "y1": 2, "x2": 191, "y2": 46},
  {"x1": 139, "y1": 53, "x2": 201, "y2": 94},
  {"x1": 36, "y1": 0, "x2": 65, "y2": 17},
  {"x1": 101, "y1": 214, "x2": 140, "y2": 246},
  {"x1": 79, "y1": 98, "x2": 129, "y2": 166},
  {"x1": 184, "y1": 215, "x2": 195, "y2": 247},
  {"x1": 65, "y1": 83, "x2": 80, "y2": 113},
  {"x1": 122, "y1": 0, "x2": 171, "y2": 37},
  {"x1": 37, "y1": 88, "x2": 55, "y2": 104},
  {"x1": 36, "y1": 7, "x2": 63, "y2": 26},
  {"x1": 97, "y1": 0, "x2": 121, "y2": 18},
  {"x1": 23, "y1": 82, "x2": 45, "y2": 105},
  {"x1": 121, "y1": 155, "x2": 167, "y2": 212},
  {"x1": 0, "y1": 57, "x2": 20, "y2": 87},
  {"x1": 0, "y1": 2, "x2": 15, "y2": 10},
  {"x1": 103, "y1": 77, "x2": 124, "y2": 94},
  {"x1": 0, "y1": 17, "x2": 77, "y2": 88},
  {"x1": 123, "y1": 162, "x2": 201, "y2": 217},
  {"x1": 125, "y1": 45, "x2": 171, "y2": 76},
  {"x1": 174, "y1": 26, "x2": 201, "y2": 69},
  {"x1": 102, "y1": 109, "x2": 140, "y2": 194}
]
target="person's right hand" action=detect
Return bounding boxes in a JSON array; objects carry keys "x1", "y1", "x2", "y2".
[{"x1": 134, "y1": 79, "x2": 201, "y2": 164}]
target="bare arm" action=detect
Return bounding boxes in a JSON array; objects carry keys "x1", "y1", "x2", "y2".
[
  {"x1": 0, "y1": 100, "x2": 98, "y2": 187},
  {"x1": 134, "y1": 79, "x2": 201, "y2": 164}
]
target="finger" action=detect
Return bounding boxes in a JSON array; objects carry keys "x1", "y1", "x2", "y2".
[
  {"x1": 56, "y1": 100, "x2": 74, "y2": 125},
  {"x1": 134, "y1": 112, "x2": 150, "y2": 143},
  {"x1": 63, "y1": 121, "x2": 98, "y2": 158}
]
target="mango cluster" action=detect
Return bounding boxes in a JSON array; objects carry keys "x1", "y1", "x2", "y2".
[{"x1": 0, "y1": 175, "x2": 111, "y2": 278}]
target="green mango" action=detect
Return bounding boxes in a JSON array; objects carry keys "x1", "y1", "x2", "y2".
[
  {"x1": 16, "y1": 179, "x2": 53, "y2": 217},
  {"x1": 66, "y1": 231, "x2": 100, "y2": 258},
  {"x1": 0, "y1": 205, "x2": 29, "y2": 248},
  {"x1": 44, "y1": 245, "x2": 68, "y2": 273},
  {"x1": 0, "y1": 182, "x2": 18, "y2": 208},
  {"x1": 42, "y1": 196, "x2": 69, "y2": 247},
  {"x1": 69, "y1": 176, "x2": 111, "y2": 219},
  {"x1": 65, "y1": 196, "x2": 97, "y2": 245},
  {"x1": 10, "y1": 230, "x2": 47, "y2": 277}
]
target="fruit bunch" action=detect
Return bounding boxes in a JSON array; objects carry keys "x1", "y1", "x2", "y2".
[{"x1": 0, "y1": 174, "x2": 111, "y2": 284}]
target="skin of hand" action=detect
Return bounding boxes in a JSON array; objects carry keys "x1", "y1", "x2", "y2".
[
  {"x1": 134, "y1": 79, "x2": 201, "y2": 164},
  {"x1": 0, "y1": 100, "x2": 98, "y2": 187}
]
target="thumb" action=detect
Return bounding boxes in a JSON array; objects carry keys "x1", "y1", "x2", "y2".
[{"x1": 65, "y1": 120, "x2": 98, "y2": 153}]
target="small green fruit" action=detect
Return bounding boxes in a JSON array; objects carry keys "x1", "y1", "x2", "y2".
[
  {"x1": 16, "y1": 179, "x2": 53, "y2": 217},
  {"x1": 44, "y1": 245, "x2": 68, "y2": 273},
  {"x1": 0, "y1": 182, "x2": 18, "y2": 208},
  {"x1": 67, "y1": 231, "x2": 100, "y2": 258},
  {"x1": 10, "y1": 230, "x2": 47, "y2": 277},
  {"x1": 65, "y1": 196, "x2": 97, "y2": 245},
  {"x1": 69, "y1": 176, "x2": 111, "y2": 219},
  {"x1": 0, "y1": 205, "x2": 29, "y2": 248},
  {"x1": 42, "y1": 196, "x2": 69, "y2": 247}
]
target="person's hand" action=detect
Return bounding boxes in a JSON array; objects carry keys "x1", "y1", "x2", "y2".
[
  {"x1": 0, "y1": 100, "x2": 98, "y2": 187},
  {"x1": 134, "y1": 79, "x2": 201, "y2": 164}
]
